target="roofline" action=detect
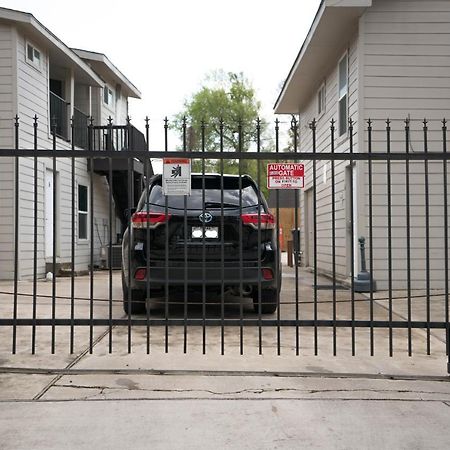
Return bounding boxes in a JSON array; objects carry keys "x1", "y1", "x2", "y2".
[
  {"x1": 72, "y1": 48, "x2": 141, "y2": 99},
  {"x1": 273, "y1": 0, "x2": 371, "y2": 113},
  {"x1": 273, "y1": 0, "x2": 325, "y2": 112},
  {"x1": 0, "y1": 7, "x2": 103, "y2": 87}
]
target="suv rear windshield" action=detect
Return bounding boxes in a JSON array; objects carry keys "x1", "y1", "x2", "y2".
[{"x1": 146, "y1": 176, "x2": 260, "y2": 210}]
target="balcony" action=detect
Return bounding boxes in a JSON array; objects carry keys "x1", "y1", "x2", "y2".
[
  {"x1": 87, "y1": 124, "x2": 151, "y2": 229},
  {"x1": 73, "y1": 107, "x2": 89, "y2": 149},
  {"x1": 49, "y1": 91, "x2": 69, "y2": 140}
]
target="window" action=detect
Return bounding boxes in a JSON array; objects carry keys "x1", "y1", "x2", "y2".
[
  {"x1": 318, "y1": 83, "x2": 326, "y2": 116},
  {"x1": 78, "y1": 185, "x2": 88, "y2": 240},
  {"x1": 103, "y1": 86, "x2": 113, "y2": 106},
  {"x1": 26, "y1": 43, "x2": 41, "y2": 70},
  {"x1": 338, "y1": 54, "x2": 348, "y2": 137}
]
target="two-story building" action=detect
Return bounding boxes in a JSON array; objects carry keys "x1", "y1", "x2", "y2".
[
  {"x1": 275, "y1": 0, "x2": 450, "y2": 290},
  {"x1": 0, "y1": 7, "x2": 147, "y2": 280}
]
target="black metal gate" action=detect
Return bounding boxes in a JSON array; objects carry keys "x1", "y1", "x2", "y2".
[{"x1": 0, "y1": 116, "x2": 449, "y2": 373}]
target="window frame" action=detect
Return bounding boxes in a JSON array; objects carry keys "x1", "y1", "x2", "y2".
[
  {"x1": 103, "y1": 86, "x2": 114, "y2": 106},
  {"x1": 26, "y1": 42, "x2": 42, "y2": 71},
  {"x1": 77, "y1": 183, "x2": 89, "y2": 242},
  {"x1": 338, "y1": 52, "x2": 349, "y2": 138},
  {"x1": 317, "y1": 82, "x2": 326, "y2": 118}
]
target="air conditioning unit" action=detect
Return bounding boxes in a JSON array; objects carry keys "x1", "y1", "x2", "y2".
[{"x1": 102, "y1": 244, "x2": 122, "y2": 269}]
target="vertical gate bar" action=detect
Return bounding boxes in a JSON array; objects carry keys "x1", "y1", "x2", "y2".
[
  {"x1": 51, "y1": 117, "x2": 57, "y2": 354},
  {"x1": 127, "y1": 117, "x2": 133, "y2": 353},
  {"x1": 447, "y1": 327, "x2": 450, "y2": 374},
  {"x1": 32, "y1": 116, "x2": 38, "y2": 354},
  {"x1": 145, "y1": 117, "x2": 151, "y2": 354},
  {"x1": 368, "y1": 120, "x2": 374, "y2": 356},
  {"x1": 275, "y1": 119, "x2": 281, "y2": 356},
  {"x1": 292, "y1": 117, "x2": 300, "y2": 355},
  {"x1": 442, "y1": 119, "x2": 449, "y2": 358},
  {"x1": 89, "y1": 120, "x2": 95, "y2": 354},
  {"x1": 349, "y1": 118, "x2": 355, "y2": 356},
  {"x1": 164, "y1": 117, "x2": 169, "y2": 353},
  {"x1": 183, "y1": 192, "x2": 187, "y2": 353},
  {"x1": 386, "y1": 119, "x2": 393, "y2": 357},
  {"x1": 423, "y1": 119, "x2": 431, "y2": 355},
  {"x1": 108, "y1": 117, "x2": 113, "y2": 353},
  {"x1": 238, "y1": 119, "x2": 244, "y2": 355},
  {"x1": 331, "y1": 120, "x2": 337, "y2": 356},
  {"x1": 220, "y1": 118, "x2": 225, "y2": 355},
  {"x1": 12, "y1": 116, "x2": 19, "y2": 354},
  {"x1": 405, "y1": 118, "x2": 412, "y2": 356},
  {"x1": 70, "y1": 118, "x2": 75, "y2": 354},
  {"x1": 256, "y1": 118, "x2": 262, "y2": 355},
  {"x1": 312, "y1": 119, "x2": 318, "y2": 356},
  {"x1": 182, "y1": 117, "x2": 188, "y2": 354},
  {"x1": 87, "y1": 119, "x2": 94, "y2": 352},
  {"x1": 201, "y1": 120, "x2": 206, "y2": 354}
]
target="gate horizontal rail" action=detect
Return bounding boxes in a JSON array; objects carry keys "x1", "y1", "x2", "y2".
[
  {"x1": 0, "y1": 319, "x2": 448, "y2": 328},
  {"x1": 1, "y1": 149, "x2": 450, "y2": 161}
]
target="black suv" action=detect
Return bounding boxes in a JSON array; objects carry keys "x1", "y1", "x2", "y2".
[{"x1": 121, "y1": 173, "x2": 281, "y2": 315}]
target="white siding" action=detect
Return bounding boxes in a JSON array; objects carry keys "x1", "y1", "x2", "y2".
[{"x1": 0, "y1": 23, "x2": 15, "y2": 280}]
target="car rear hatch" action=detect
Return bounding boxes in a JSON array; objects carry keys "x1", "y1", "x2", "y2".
[{"x1": 132, "y1": 175, "x2": 274, "y2": 263}]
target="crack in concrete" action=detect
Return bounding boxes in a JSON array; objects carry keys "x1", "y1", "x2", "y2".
[
  {"x1": 52, "y1": 383, "x2": 450, "y2": 398},
  {"x1": 33, "y1": 325, "x2": 117, "y2": 401}
]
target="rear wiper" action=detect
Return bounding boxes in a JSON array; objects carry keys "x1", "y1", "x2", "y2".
[{"x1": 204, "y1": 201, "x2": 240, "y2": 209}]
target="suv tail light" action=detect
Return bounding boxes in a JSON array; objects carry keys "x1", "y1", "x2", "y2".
[
  {"x1": 131, "y1": 211, "x2": 171, "y2": 229},
  {"x1": 241, "y1": 213, "x2": 275, "y2": 230}
]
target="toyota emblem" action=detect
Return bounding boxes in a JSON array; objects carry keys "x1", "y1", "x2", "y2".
[{"x1": 199, "y1": 212, "x2": 213, "y2": 223}]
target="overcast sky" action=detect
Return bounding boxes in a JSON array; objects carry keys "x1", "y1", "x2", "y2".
[{"x1": 2, "y1": 0, "x2": 320, "y2": 151}]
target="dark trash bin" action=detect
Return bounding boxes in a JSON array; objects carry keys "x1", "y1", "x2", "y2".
[{"x1": 291, "y1": 228, "x2": 301, "y2": 266}]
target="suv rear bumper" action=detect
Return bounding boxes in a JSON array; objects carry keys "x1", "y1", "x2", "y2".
[{"x1": 130, "y1": 262, "x2": 279, "y2": 291}]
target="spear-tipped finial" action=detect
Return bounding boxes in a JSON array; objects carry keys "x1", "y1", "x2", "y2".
[{"x1": 290, "y1": 115, "x2": 298, "y2": 130}]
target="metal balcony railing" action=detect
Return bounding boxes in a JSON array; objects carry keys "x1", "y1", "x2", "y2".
[
  {"x1": 73, "y1": 107, "x2": 89, "y2": 149},
  {"x1": 49, "y1": 91, "x2": 69, "y2": 140}
]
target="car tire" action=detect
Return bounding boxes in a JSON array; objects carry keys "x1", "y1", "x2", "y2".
[
  {"x1": 122, "y1": 274, "x2": 146, "y2": 315},
  {"x1": 252, "y1": 288, "x2": 279, "y2": 314}
]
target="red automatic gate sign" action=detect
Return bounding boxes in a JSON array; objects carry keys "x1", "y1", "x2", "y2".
[{"x1": 267, "y1": 163, "x2": 305, "y2": 189}]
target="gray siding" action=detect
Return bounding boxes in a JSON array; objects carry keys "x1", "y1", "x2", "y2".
[
  {"x1": 0, "y1": 23, "x2": 15, "y2": 280},
  {"x1": 298, "y1": 33, "x2": 360, "y2": 280},
  {"x1": 359, "y1": 0, "x2": 450, "y2": 289},
  {"x1": 14, "y1": 30, "x2": 118, "y2": 280}
]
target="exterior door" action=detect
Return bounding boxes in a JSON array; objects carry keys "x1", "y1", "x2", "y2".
[
  {"x1": 304, "y1": 188, "x2": 314, "y2": 267},
  {"x1": 45, "y1": 169, "x2": 54, "y2": 258}
]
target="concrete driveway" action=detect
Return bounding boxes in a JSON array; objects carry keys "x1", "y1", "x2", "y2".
[{"x1": 0, "y1": 262, "x2": 449, "y2": 449}]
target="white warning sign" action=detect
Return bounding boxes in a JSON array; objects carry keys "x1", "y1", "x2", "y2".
[
  {"x1": 267, "y1": 163, "x2": 305, "y2": 189},
  {"x1": 162, "y1": 158, "x2": 191, "y2": 195}
]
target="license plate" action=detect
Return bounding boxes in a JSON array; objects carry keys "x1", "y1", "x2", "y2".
[{"x1": 191, "y1": 226, "x2": 218, "y2": 239}]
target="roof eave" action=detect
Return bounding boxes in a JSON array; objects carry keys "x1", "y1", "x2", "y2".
[
  {"x1": 274, "y1": 0, "x2": 371, "y2": 114},
  {"x1": 72, "y1": 48, "x2": 141, "y2": 99},
  {"x1": 0, "y1": 7, "x2": 103, "y2": 87}
]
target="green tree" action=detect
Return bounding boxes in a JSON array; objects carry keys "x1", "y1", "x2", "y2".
[{"x1": 173, "y1": 70, "x2": 272, "y2": 195}]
